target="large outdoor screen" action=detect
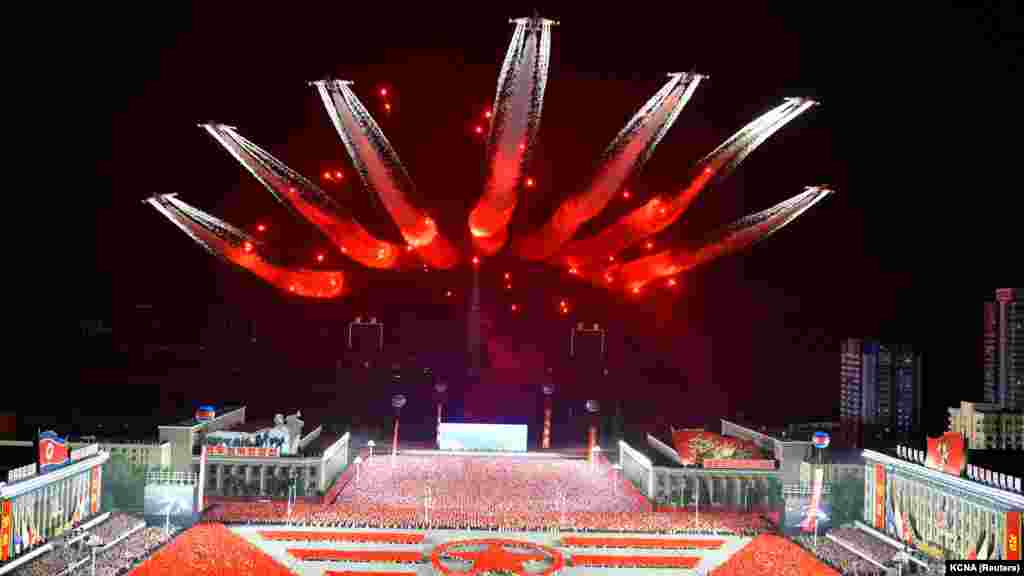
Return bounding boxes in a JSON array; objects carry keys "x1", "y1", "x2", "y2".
[
  {"x1": 438, "y1": 423, "x2": 528, "y2": 452},
  {"x1": 144, "y1": 483, "x2": 196, "y2": 519},
  {"x1": 782, "y1": 495, "x2": 832, "y2": 535}
]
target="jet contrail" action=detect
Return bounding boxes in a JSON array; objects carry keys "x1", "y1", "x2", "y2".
[
  {"x1": 146, "y1": 194, "x2": 349, "y2": 299},
  {"x1": 469, "y1": 15, "x2": 555, "y2": 254},
  {"x1": 514, "y1": 72, "x2": 704, "y2": 261},
  {"x1": 202, "y1": 124, "x2": 417, "y2": 271},
  {"x1": 608, "y1": 186, "x2": 834, "y2": 291},
  {"x1": 314, "y1": 80, "x2": 460, "y2": 269},
  {"x1": 551, "y1": 98, "x2": 817, "y2": 271}
]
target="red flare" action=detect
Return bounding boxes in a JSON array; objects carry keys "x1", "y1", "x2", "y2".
[
  {"x1": 645, "y1": 241, "x2": 654, "y2": 249},
  {"x1": 256, "y1": 224, "x2": 266, "y2": 232},
  {"x1": 445, "y1": 290, "x2": 454, "y2": 297},
  {"x1": 472, "y1": 256, "x2": 480, "y2": 265},
  {"x1": 334, "y1": 171, "x2": 343, "y2": 179},
  {"x1": 622, "y1": 190, "x2": 631, "y2": 199},
  {"x1": 667, "y1": 278, "x2": 677, "y2": 287},
  {"x1": 504, "y1": 272, "x2": 511, "y2": 280},
  {"x1": 243, "y1": 242, "x2": 254, "y2": 253},
  {"x1": 485, "y1": 109, "x2": 492, "y2": 118},
  {"x1": 525, "y1": 177, "x2": 535, "y2": 187},
  {"x1": 316, "y1": 253, "x2": 325, "y2": 262},
  {"x1": 322, "y1": 171, "x2": 332, "y2": 180},
  {"x1": 379, "y1": 88, "x2": 388, "y2": 97},
  {"x1": 511, "y1": 304, "x2": 518, "y2": 312},
  {"x1": 475, "y1": 125, "x2": 483, "y2": 134}
]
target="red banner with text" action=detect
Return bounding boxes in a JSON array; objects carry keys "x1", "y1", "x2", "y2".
[
  {"x1": 207, "y1": 446, "x2": 280, "y2": 458},
  {"x1": 90, "y1": 466, "x2": 101, "y2": 515},
  {"x1": 925, "y1": 432, "x2": 966, "y2": 476},
  {"x1": 0, "y1": 500, "x2": 11, "y2": 562},
  {"x1": 874, "y1": 464, "x2": 885, "y2": 530},
  {"x1": 1007, "y1": 511, "x2": 1021, "y2": 562},
  {"x1": 702, "y1": 459, "x2": 776, "y2": 470}
]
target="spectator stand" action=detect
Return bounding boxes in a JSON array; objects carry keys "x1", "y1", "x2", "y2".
[
  {"x1": 0, "y1": 512, "x2": 112, "y2": 576},
  {"x1": 824, "y1": 532, "x2": 888, "y2": 573}
]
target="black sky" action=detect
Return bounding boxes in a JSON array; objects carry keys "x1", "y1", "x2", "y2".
[{"x1": 74, "y1": 4, "x2": 1021, "y2": 433}]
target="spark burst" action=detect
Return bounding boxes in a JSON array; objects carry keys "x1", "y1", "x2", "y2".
[{"x1": 147, "y1": 15, "x2": 832, "y2": 300}]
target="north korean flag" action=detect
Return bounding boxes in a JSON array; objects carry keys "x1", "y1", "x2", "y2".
[{"x1": 38, "y1": 430, "x2": 70, "y2": 472}]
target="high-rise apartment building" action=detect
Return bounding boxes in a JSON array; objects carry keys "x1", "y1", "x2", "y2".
[
  {"x1": 840, "y1": 338, "x2": 923, "y2": 447},
  {"x1": 947, "y1": 400, "x2": 1024, "y2": 450},
  {"x1": 984, "y1": 288, "x2": 1024, "y2": 410}
]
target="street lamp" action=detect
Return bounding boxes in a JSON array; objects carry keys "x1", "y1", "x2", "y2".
[
  {"x1": 434, "y1": 381, "x2": 448, "y2": 448},
  {"x1": 585, "y1": 400, "x2": 600, "y2": 464},
  {"x1": 367, "y1": 440, "x2": 375, "y2": 459},
  {"x1": 542, "y1": 383, "x2": 555, "y2": 449},
  {"x1": 83, "y1": 533, "x2": 103, "y2": 576},
  {"x1": 391, "y1": 394, "x2": 406, "y2": 465}
]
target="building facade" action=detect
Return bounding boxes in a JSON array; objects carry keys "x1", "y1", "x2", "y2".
[
  {"x1": 862, "y1": 449, "x2": 1023, "y2": 561},
  {"x1": 985, "y1": 288, "x2": 1024, "y2": 410},
  {"x1": 840, "y1": 338, "x2": 922, "y2": 447},
  {"x1": 947, "y1": 400, "x2": 1024, "y2": 450}
]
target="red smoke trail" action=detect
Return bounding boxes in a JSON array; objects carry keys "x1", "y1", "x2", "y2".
[
  {"x1": 203, "y1": 124, "x2": 417, "y2": 271},
  {"x1": 147, "y1": 195, "x2": 350, "y2": 299},
  {"x1": 314, "y1": 81, "x2": 460, "y2": 269}
]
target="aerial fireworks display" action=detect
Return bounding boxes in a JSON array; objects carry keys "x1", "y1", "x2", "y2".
[{"x1": 147, "y1": 13, "x2": 833, "y2": 300}]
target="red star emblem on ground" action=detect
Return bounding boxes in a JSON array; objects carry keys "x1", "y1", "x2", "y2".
[
  {"x1": 448, "y1": 540, "x2": 546, "y2": 574},
  {"x1": 432, "y1": 538, "x2": 565, "y2": 576}
]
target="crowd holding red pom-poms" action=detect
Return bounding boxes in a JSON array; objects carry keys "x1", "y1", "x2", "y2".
[
  {"x1": 561, "y1": 536, "x2": 725, "y2": 549},
  {"x1": 128, "y1": 524, "x2": 293, "y2": 576},
  {"x1": 710, "y1": 534, "x2": 840, "y2": 576},
  {"x1": 325, "y1": 572, "x2": 417, "y2": 576},
  {"x1": 570, "y1": 553, "x2": 701, "y2": 568},
  {"x1": 258, "y1": 530, "x2": 423, "y2": 544},
  {"x1": 287, "y1": 549, "x2": 422, "y2": 563}
]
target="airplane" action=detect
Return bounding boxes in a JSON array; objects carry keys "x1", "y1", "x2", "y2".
[
  {"x1": 307, "y1": 77, "x2": 354, "y2": 87},
  {"x1": 510, "y1": 10, "x2": 559, "y2": 26}
]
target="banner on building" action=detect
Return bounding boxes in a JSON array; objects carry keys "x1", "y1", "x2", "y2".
[
  {"x1": 1007, "y1": 511, "x2": 1021, "y2": 562},
  {"x1": 0, "y1": 499, "x2": 11, "y2": 562},
  {"x1": 90, "y1": 466, "x2": 101, "y2": 515},
  {"x1": 801, "y1": 467, "x2": 825, "y2": 533},
  {"x1": 196, "y1": 445, "x2": 207, "y2": 513},
  {"x1": 70, "y1": 444, "x2": 99, "y2": 462},
  {"x1": 207, "y1": 446, "x2": 280, "y2": 458},
  {"x1": 702, "y1": 459, "x2": 775, "y2": 470},
  {"x1": 875, "y1": 464, "x2": 886, "y2": 530},
  {"x1": 925, "y1": 432, "x2": 965, "y2": 476},
  {"x1": 38, "y1": 431, "x2": 70, "y2": 473}
]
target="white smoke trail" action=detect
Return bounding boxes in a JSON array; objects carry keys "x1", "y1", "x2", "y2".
[
  {"x1": 314, "y1": 80, "x2": 459, "y2": 268},
  {"x1": 469, "y1": 17, "x2": 554, "y2": 253},
  {"x1": 515, "y1": 72, "x2": 704, "y2": 260}
]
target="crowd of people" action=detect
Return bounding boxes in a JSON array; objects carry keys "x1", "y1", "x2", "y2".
[
  {"x1": 339, "y1": 455, "x2": 647, "y2": 513},
  {"x1": 7, "y1": 513, "x2": 143, "y2": 576},
  {"x1": 203, "y1": 500, "x2": 772, "y2": 535},
  {"x1": 829, "y1": 527, "x2": 901, "y2": 565},
  {"x1": 794, "y1": 534, "x2": 887, "y2": 576},
  {"x1": 202, "y1": 454, "x2": 773, "y2": 534},
  {"x1": 88, "y1": 526, "x2": 179, "y2": 576}
]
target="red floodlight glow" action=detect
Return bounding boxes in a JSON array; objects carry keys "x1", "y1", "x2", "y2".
[
  {"x1": 256, "y1": 224, "x2": 266, "y2": 232},
  {"x1": 334, "y1": 171, "x2": 343, "y2": 179},
  {"x1": 472, "y1": 256, "x2": 480, "y2": 265},
  {"x1": 380, "y1": 88, "x2": 388, "y2": 97},
  {"x1": 511, "y1": 304, "x2": 518, "y2": 312},
  {"x1": 384, "y1": 103, "x2": 392, "y2": 112},
  {"x1": 445, "y1": 290, "x2": 453, "y2": 297},
  {"x1": 475, "y1": 125, "x2": 483, "y2": 134},
  {"x1": 519, "y1": 143, "x2": 526, "y2": 151},
  {"x1": 485, "y1": 109, "x2": 492, "y2": 118},
  {"x1": 316, "y1": 253, "x2": 325, "y2": 262},
  {"x1": 667, "y1": 278, "x2": 677, "y2": 287},
  {"x1": 322, "y1": 171, "x2": 332, "y2": 180},
  {"x1": 645, "y1": 241, "x2": 654, "y2": 249},
  {"x1": 505, "y1": 284, "x2": 512, "y2": 290},
  {"x1": 568, "y1": 267, "x2": 578, "y2": 275},
  {"x1": 632, "y1": 285, "x2": 641, "y2": 294},
  {"x1": 525, "y1": 177, "x2": 535, "y2": 187},
  {"x1": 243, "y1": 241, "x2": 254, "y2": 253},
  {"x1": 504, "y1": 272, "x2": 511, "y2": 280}
]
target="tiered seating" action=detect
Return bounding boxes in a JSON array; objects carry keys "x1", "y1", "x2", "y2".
[
  {"x1": 571, "y1": 554, "x2": 701, "y2": 568},
  {"x1": 288, "y1": 549, "x2": 423, "y2": 563},
  {"x1": 793, "y1": 535, "x2": 886, "y2": 576},
  {"x1": 561, "y1": 536, "x2": 725, "y2": 549},
  {"x1": 205, "y1": 499, "x2": 772, "y2": 535},
  {"x1": 258, "y1": 530, "x2": 423, "y2": 544},
  {"x1": 128, "y1": 523, "x2": 293, "y2": 576},
  {"x1": 8, "y1": 513, "x2": 145, "y2": 576},
  {"x1": 96, "y1": 526, "x2": 179, "y2": 576},
  {"x1": 710, "y1": 534, "x2": 840, "y2": 576},
  {"x1": 829, "y1": 527, "x2": 901, "y2": 564}
]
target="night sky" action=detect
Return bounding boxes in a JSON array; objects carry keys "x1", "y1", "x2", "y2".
[{"x1": 76, "y1": 4, "x2": 1019, "y2": 437}]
